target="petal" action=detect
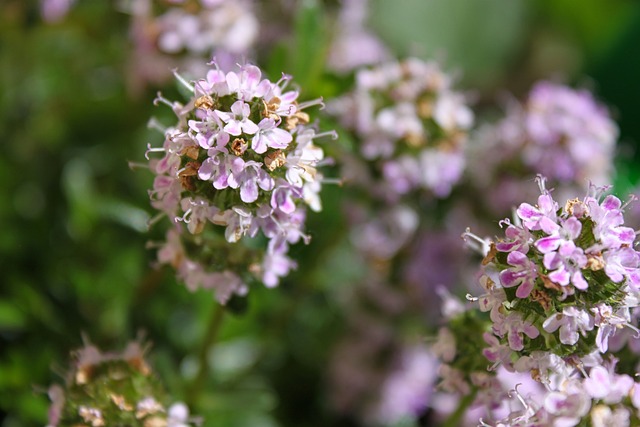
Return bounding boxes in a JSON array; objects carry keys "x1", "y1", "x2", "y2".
[
  {"x1": 535, "y1": 235, "x2": 561, "y2": 253},
  {"x1": 240, "y1": 180, "x2": 259, "y2": 203},
  {"x1": 224, "y1": 121, "x2": 242, "y2": 136},
  {"x1": 241, "y1": 119, "x2": 259, "y2": 135},
  {"x1": 559, "y1": 324, "x2": 579, "y2": 345},
  {"x1": 251, "y1": 134, "x2": 267, "y2": 154},
  {"x1": 543, "y1": 314, "x2": 563, "y2": 333}
]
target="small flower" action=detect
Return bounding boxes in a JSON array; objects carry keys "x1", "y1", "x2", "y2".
[
  {"x1": 543, "y1": 307, "x2": 594, "y2": 346},
  {"x1": 583, "y1": 365, "x2": 634, "y2": 404},
  {"x1": 251, "y1": 118, "x2": 293, "y2": 154},
  {"x1": 516, "y1": 192, "x2": 559, "y2": 235},
  {"x1": 216, "y1": 100, "x2": 259, "y2": 136},
  {"x1": 482, "y1": 332, "x2": 513, "y2": 370},
  {"x1": 496, "y1": 312, "x2": 540, "y2": 351},
  {"x1": 542, "y1": 240, "x2": 588, "y2": 290},
  {"x1": 495, "y1": 223, "x2": 532, "y2": 254},
  {"x1": 499, "y1": 250, "x2": 538, "y2": 298}
]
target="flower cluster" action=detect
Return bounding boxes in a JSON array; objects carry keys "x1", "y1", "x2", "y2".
[
  {"x1": 147, "y1": 62, "x2": 332, "y2": 303},
  {"x1": 467, "y1": 81, "x2": 618, "y2": 215},
  {"x1": 478, "y1": 175, "x2": 640, "y2": 363},
  {"x1": 154, "y1": 0, "x2": 258, "y2": 58},
  {"x1": 479, "y1": 358, "x2": 640, "y2": 427},
  {"x1": 326, "y1": 0, "x2": 390, "y2": 75},
  {"x1": 126, "y1": 0, "x2": 259, "y2": 92},
  {"x1": 46, "y1": 341, "x2": 198, "y2": 427},
  {"x1": 332, "y1": 57, "x2": 473, "y2": 200}
]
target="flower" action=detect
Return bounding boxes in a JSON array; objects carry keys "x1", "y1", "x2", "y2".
[{"x1": 543, "y1": 307, "x2": 594, "y2": 346}]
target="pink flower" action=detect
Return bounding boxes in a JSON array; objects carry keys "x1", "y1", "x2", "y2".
[
  {"x1": 216, "y1": 100, "x2": 259, "y2": 136},
  {"x1": 543, "y1": 307, "x2": 593, "y2": 346},
  {"x1": 499, "y1": 250, "x2": 538, "y2": 298},
  {"x1": 251, "y1": 118, "x2": 293, "y2": 154}
]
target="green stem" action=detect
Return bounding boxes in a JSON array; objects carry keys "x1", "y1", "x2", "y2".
[
  {"x1": 187, "y1": 303, "x2": 225, "y2": 406},
  {"x1": 442, "y1": 388, "x2": 477, "y2": 427}
]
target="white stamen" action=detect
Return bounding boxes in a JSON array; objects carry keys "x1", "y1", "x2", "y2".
[
  {"x1": 154, "y1": 92, "x2": 175, "y2": 108},
  {"x1": 465, "y1": 293, "x2": 478, "y2": 302},
  {"x1": 320, "y1": 177, "x2": 343, "y2": 186},
  {"x1": 298, "y1": 97, "x2": 324, "y2": 110},
  {"x1": 177, "y1": 208, "x2": 192, "y2": 224},
  {"x1": 147, "y1": 117, "x2": 168, "y2": 133},
  {"x1": 314, "y1": 130, "x2": 338, "y2": 140},
  {"x1": 461, "y1": 228, "x2": 491, "y2": 256},
  {"x1": 275, "y1": 73, "x2": 292, "y2": 90},
  {"x1": 172, "y1": 69, "x2": 194, "y2": 92},
  {"x1": 128, "y1": 161, "x2": 150, "y2": 170},
  {"x1": 535, "y1": 174, "x2": 548, "y2": 193},
  {"x1": 145, "y1": 143, "x2": 165, "y2": 160},
  {"x1": 622, "y1": 194, "x2": 638, "y2": 211},
  {"x1": 498, "y1": 218, "x2": 511, "y2": 228},
  {"x1": 146, "y1": 212, "x2": 166, "y2": 229}
]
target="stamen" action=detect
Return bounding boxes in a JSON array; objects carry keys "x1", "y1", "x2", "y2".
[
  {"x1": 172, "y1": 69, "x2": 194, "y2": 92},
  {"x1": 498, "y1": 218, "x2": 511, "y2": 228},
  {"x1": 128, "y1": 161, "x2": 150, "y2": 170},
  {"x1": 153, "y1": 92, "x2": 175, "y2": 108},
  {"x1": 465, "y1": 293, "x2": 479, "y2": 302},
  {"x1": 314, "y1": 130, "x2": 339, "y2": 140},
  {"x1": 147, "y1": 117, "x2": 168, "y2": 133},
  {"x1": 317, "y1": 158, "x2": 336, "y2": 167},
  {"x1": 461, "y1": 228, "x2": 491, "y2": 256},
  {"x1": 177, "y1": 208, "x2": 192, "y2": 224},
  {"x1": 320, "y1": 177, "x2": 343, "y2": 186},
  {"x1": 535, "y1": 174, "x2": 548, "y2": 194},
  {"x1": 275, "y1": 73, "x2": 292, "y2": 90},
  {"x1": 622, "y1": 194, "x2": 638, "y2": 211},
  {"x1": 146, "y1": 212, "x2": 166, "y2": 229},
  {"x1": 145, "y1": 143, "x2": 165, "y2": 160},
  {"x1": 297, "y1": 97, "x2": 325, "y2": 110}
]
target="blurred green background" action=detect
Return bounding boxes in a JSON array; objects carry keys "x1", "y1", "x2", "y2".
[{"x1": 1, "y1": 0, "x2": 640, "y2": 425}]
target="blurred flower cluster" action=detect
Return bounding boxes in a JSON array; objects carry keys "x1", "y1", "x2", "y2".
[{"x1": 47, "y1": 341, "x2": 198, "y2": 427}]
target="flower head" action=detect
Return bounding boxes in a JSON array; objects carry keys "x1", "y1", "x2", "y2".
[{"x1": 146, "y1": 62, "x2": 333, "y2": 300}]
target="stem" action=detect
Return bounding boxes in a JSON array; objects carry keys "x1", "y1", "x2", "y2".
[
  {"x1": 187, "y1": 303, "x2": 225, "y2": 405},
  {"x1": 442, "y1": 388, "x2": 477, "y2": 427}
]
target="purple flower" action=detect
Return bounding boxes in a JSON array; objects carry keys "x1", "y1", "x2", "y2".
[
  {"x1": 251, "y1": 118, "x2": 293, "y2": 154},
  {"x1": 499, "y1": 250, "x2": 538, "y2": 298},
  {"x1": 226, "y1": 64, "x2": 270, "y2": 101},
  {"x1": 188, "y1": 112, "x2": 229, "y2": 149},
  {"x1": 496, "y1": 223, "x2": 532, "y2": 254},
  {"x1": 262, "y1": 250, "x2": 296, "y2": 288},
  {"x1": 543, "y1": 307, "x2": 594, "y2": 345},
  {"x1": 543, "y1": 390, "x2": 590, "y2": 424},
  {"x1": 583, "y1": 365, "x2": 634, "y2": 404},
  {"x1": 535, "y1": 216, "x2": 582, "y2": 254},
  {"x1": 496, "y1": 312, "x2": 540, "y2": 351},
  {"x1": 587, "y1": 195, "x2": 635, "y2": 249},
  {"x1": 516, "y1": 193, "x2": 559, "y2": 234},
  {"x1": 271, "y1": 182, "x2": 299, "y2": 215},
  {"x1": 216, "y1": 100, "x2": 259, "y2": 136},
  {"x1": 235, "y1": 160, "x2": 274, "y2": 203},
  {"x1": 542, "y1": 240, "x2": 588, "y2": 290},
  {"x1": 603, "y1": 247, "x2": 640, "y2": 289},
  {"x1": 477, "y1": 275, "x2": 507, "y2": 323},
  {"x1": 482, "y1": 332, "x2": 513, "y2": 370}
]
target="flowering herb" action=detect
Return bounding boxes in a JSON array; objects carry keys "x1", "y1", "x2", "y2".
[
  {"x1": 146, "y1": 62, "x2": 334, "y2": 303},
  {"x1": 331, "y1": 57, "x2": 473, "y2": 200},
  {"x1": 46, "y1": 341, "x2": 198, "y2": 427},
  {"x1": 476, "y1": 176, "x2": 640, "y2": 362}
]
